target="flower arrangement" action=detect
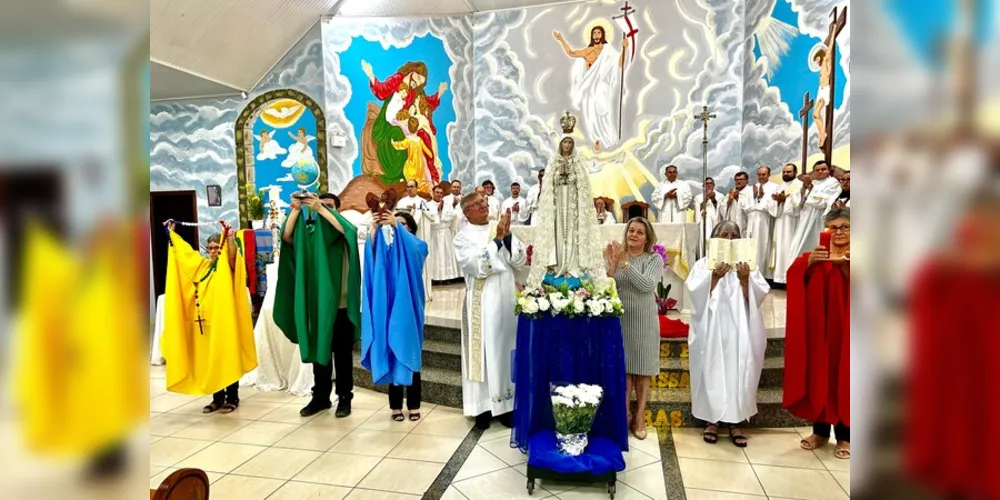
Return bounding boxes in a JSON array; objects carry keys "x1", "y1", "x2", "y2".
[
  {"x1": 515, "y1": 278, "x2": 623, "y2": 318},
  {"x1": 247, "y1": 184, "x2": 266, "y2": 221},
  {"x1": 551, "y1": 383, "x2": 604, "y2": 456},
  {"x1": 655, "y1": 282, "x2": 678, "y2": 315},
  {"x1": 651, "y1": 243, "x2": 670, "y2": 270}
]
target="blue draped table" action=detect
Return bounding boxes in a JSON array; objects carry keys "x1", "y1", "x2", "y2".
[{"x1": 511, "y1": 315, "x2": 629, "y2": 453}]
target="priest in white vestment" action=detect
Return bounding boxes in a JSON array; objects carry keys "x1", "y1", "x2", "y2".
[
  {"x1": 693, "y1": 177, "x2": 723, "y2": 256},
  {"x1": 771, "y1": 164, "x2": 802, "y2": 283},
  {"x1": 428, "y1": 185, "x2": 461, "y2": 281},
  {"x1": 685, "y1": 220, "x2": 769, "y2": 446},
  {"x1": 453, "y1": 193, "x2": 527, "y2": 428},
  {"x1": 443, "y1": 180, "x2": 464, "y2": 226},
  {"x1": 787, "y1": 161, "x2": 841, "y2": 262},
  {"x1": 721, "y1": 172, "x2": 751, "y2": 233},
  {"x1": 397, "y1": 180, "x2": 435, "y2": 301},
  {"x1": 595, "y1": 198, "x2": 616, "y2": 225},
  {"x1": 526, "y1": 170, "x2": 544, "y2": 226},
  {"x1": 651, "y1": 164, "x2": 692, "y2": 223},
  {"x1": 745, "y1": 167, "x2": 780, "y2": 279},
  {"x1": 501, "y1": 182, "x2": 531, "y2": 225}
]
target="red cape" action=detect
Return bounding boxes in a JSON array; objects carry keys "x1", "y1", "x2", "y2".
[
  {"x1": 782, "y1": 253, "x2": 850, "y2": 426},
  {"x1": 906, "y1": 260, "x2": 1000, "y2": 497}
]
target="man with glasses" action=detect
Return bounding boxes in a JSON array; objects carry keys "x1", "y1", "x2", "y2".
[{"x1": 787, "y1": 161, "x2": 842, "y2": 264}]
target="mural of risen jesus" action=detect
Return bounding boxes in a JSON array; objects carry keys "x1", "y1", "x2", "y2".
[{"x1": 553, "y1": 25, "x2": 628, "y2": 151}]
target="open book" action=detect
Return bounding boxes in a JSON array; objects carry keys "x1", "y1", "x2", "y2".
[{"x1": 705, "y1": 238, "x2": 758, "y2": 271}]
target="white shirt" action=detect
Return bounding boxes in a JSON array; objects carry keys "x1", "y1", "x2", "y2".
[{"x1": 501, "y1": 196, "x2": 530, "y2": 225}]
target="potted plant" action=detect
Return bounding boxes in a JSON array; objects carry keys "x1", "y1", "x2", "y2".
[
  {"x1": 247, "y1": 184, "x2": 265, "y2": 228},
  {"x1": 651, "y1": 245, "x2": 688, "y2": 338}
]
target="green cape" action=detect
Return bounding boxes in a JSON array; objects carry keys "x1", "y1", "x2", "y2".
[{"x1": 274, "y1": 208, "x2": 361, "y2": 365}]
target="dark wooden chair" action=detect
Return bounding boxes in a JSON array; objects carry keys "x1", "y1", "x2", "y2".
[
  {"x1": 151, "y1": 468, "x2": 210, "y2": 500},
  {"x1": 620, "y1": 201, "x2": 649, "y2": 221}
]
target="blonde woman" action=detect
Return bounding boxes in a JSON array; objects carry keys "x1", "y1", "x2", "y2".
[{"x1": 605, "y1": 217, "x2": 664, "y2": 439}]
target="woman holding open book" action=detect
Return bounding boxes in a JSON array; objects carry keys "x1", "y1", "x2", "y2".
[
  {"x1": 605, "y1": 216, "x2": 664, "y2": 440},
  {"x1": 685, "y1": 220, "x2": 769, "y2": 447}
]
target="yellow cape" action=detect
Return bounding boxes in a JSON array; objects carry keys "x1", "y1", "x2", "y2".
[
  {"x1": 14, "y1": 223, "x2": 146, "y2": 456},
  {"x1": 162, "y1": 231, "x2": 256, "y2": 396}
]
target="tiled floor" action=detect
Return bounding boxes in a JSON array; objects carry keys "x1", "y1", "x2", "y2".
[
  {"x1": 150, "y1": 365, "x2": 471, "y2": 499},
  {"x1": 674, "y1": 427, "x2": 850, "y2": 500},
  {"x1": 448, "y1": 426, "x2": 668, "y2": 500}
]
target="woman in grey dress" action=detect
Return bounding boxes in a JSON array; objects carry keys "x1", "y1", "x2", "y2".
[{"x1": 605, "y1": 217, "x2": 664, "y2": 439}]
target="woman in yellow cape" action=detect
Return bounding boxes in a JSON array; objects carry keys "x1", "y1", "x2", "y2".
[{"x1": 161, "y1": 221, "x2": 256, "y2": 411}]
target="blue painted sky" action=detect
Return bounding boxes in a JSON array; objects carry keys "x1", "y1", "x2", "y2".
[
  {"x1": 339, "y1": 34, "x2": 455, "y2": 178},
  {"x1": 885, "y1": 0, "x2": 995, "y2": 67},
  {"x1": 252, "y1": 109, "x2": 317, "y2": 204},
  {"x1": 754, "y1": 0, "x2": 846, "y2": 125}
]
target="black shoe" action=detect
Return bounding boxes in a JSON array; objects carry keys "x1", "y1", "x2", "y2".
[
  {"x1": 475, "y1": 412, "x2": 492, "y2": 430},
  {"x1": 85, "y1": 445, "x2": 127, "y2": 483},
  {"x1": 335, "y1": 395, "x2": 352, "y2": 418},
  {"x1": 497, "y1": 412, "x2": 514, "y2": 428},
  {"x1": 300, "y1": 399, "x2": 332, "y2": 417}
]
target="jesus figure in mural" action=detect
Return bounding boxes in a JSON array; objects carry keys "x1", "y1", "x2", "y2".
[
  {"x1": 553, "y1": 25, "x2": 628, "y2": 151},
  {"x1": 362, "y1": 59, "x2": 447, "y2": 188}
]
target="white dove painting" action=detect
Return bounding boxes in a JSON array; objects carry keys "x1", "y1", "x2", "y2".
[
  {"x1": 254, "y1": 129, "x2": 287, "y2": 161},
  {"x1": 263, "y1": 103, "x2": 302, "y2": 120}
]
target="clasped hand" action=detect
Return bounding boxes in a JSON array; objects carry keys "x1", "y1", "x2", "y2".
[
  {"x1": 495, "y1": 209, "x2": 512, "y2": 241},
  {"x1": 604, "y1": 241, "x2": 625, "y2": 266},
  {"x1": 807, "y1": 246, "x2": 850, "y2": 267}
]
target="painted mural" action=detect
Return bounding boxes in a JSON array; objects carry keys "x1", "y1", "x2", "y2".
[{"x1": 320, "y1": 17, "x2": 473, "y2": 209}]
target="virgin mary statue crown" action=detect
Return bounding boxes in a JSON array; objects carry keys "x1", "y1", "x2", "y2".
[{"x1": 560, "y1": 111, "x2": 577, "y2": 134}]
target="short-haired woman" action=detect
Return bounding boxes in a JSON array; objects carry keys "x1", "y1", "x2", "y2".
[
  {"x1": 685, "y1": 221, "x2": 769, "y2": 447},
  {"x1": 605, "y1": 217, "x2": 664, "y2": 439}
]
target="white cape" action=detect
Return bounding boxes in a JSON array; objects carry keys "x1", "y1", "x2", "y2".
[
  {"x1": 684, "y1": 258, "x2": 769, "y2": 424},
  {"x1": 570, "y1": 44, "x2": 620, "y2": 149}
]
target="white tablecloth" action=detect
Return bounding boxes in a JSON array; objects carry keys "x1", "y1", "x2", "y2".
[
  {"x1": 240, "y1": 263, "x2": 315, "y2": 396},
  {"x1": 510, "y1": 222, "x2": 700, "y2": 312},
  {"x1": 150, "y1": 295, "x2": 165, "y2": 366}
]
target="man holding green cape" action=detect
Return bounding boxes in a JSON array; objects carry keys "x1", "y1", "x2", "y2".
[{"x1": 275, "y1": 192, "x2": 362, "y2": 417}]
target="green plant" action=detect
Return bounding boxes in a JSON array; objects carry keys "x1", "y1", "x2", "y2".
[{"x1": 247, "y1": 184, "x2": 265, "y2": 220}]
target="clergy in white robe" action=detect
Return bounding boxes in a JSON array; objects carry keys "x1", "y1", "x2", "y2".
[
  {"x1": 501, "y1": 183, "x2": 531, "y2": 225},
  {"x1": 694, "y1": 178, "x2": 723, "y2": 256},
  {"x1": 595, "y1": 198, "x2": 616, "y2": 225},
  {"x1": 787, "y1": 162, "x2": 842, "y2": 262},
  {"x1": 745, "y1": 167, "x2": 780, "y2": 279},
  {"x1": 397, "y1": 183, "x2": 435, "y2": 301},
  {"x1": 771, "y1": 165, "x2": 803, "y2": 283},
  {"x1": 650, "y1": 165, "x2": 692, "y2": 223},
  {"x1": 428, "y1": 186, "x2": 461, "y2": 281},
  {"x1": 526, "y1": 170, "x2": 544, "y2": 226},
  {"x1": 721, "y1": 172, "x2": 751, "y2": 233},
  {"x1": 685, "y1": 221, "x2": 769, "y2": 427},
  {"x1": 443, "y1": 180, "x2": 464, "y2": 232},
  {"x1": 453, "y1": 193, "x2": 527, "y2": 422}
]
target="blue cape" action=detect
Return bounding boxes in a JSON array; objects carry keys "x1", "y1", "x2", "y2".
[{"x1": 361, "y1": 224, "x2": 428, "y2": 385}]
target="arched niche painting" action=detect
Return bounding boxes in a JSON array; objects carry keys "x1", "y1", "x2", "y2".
[{"x1": 234, "y1": 89, "x2": 328, "y2": 229}]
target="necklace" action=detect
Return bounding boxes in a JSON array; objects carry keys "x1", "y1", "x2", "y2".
[{"x1": 170, "y1": 236, "x2": 219, "y2": 336}]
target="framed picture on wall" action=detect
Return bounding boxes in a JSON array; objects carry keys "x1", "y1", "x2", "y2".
[{"x1": 207, "y1": 185, "x2": 222, "y2": 207}]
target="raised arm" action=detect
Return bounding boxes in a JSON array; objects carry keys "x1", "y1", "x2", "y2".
[
  {"x1": 553, "y1": 31, "x2": 587, "y2": 58},
  {"x1": 224, "y1": 223, "x2": 238, "y2": 271},
  {"x1": 282, "y1": 199, "x2": 302, "y2": 244}
]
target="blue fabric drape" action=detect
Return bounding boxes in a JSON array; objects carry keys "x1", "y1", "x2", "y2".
[
  {"x1": 361, "y1": 226, "x2": 428, "y2": 386},
  {"x1": 511, "y1": 315, "x2": 629, "y2": 453}
]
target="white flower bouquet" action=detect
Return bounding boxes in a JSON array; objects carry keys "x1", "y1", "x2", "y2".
[
  {"x1": 515, "y1": 278, "x2": 623, "y2": 319},
  {"x1": 550, "y1": 383, "x2": 604, "y2": 456}
]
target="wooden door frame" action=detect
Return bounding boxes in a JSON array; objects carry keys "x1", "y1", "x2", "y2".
[{"x1": 149, "y1": 190, "x2": 200, "y2": 244}]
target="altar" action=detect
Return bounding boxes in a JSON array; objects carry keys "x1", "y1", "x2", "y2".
[{"x1": 511, "y1": 222, "x2": 700, "y2": 312}]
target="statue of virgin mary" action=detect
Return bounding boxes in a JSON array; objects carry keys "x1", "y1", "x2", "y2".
[{"x1": 526, "y1": 130, "x2": 605, "y2": 287}]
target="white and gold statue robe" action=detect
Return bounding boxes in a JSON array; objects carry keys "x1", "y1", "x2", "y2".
[{"x1": 453, "y1": 222, "x2": 527, "y2": 417}]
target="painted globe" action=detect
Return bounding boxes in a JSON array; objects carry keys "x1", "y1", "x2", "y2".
[{"x1": 290, "y1": 158, "x2": 320, "y2": 189}]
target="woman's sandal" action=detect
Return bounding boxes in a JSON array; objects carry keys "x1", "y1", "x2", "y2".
[
  {"x1": 800, "y1": 434, "x2": 830, "y2": 450},
  {"x1": 703, "y1": 423, "x2": 719, "y2": 444},
  {"x1": 729, "y1": 425, "x2": 748, "y2": 448},
  {"x1": 219, "y1": 402, "x2": 238, "y2": 414},
  {"x1": 391, "y1": 411, "x2": 405, "y2": 422},
  {"x1": 202, "y1": 402, "x2": 222, "y2": 414},
  {"x1": 834, "y1": 441, "x2": 850, "y2": 459},
  {"x1": 408, "y1": 411, "x2": 421, "y2": 422}
]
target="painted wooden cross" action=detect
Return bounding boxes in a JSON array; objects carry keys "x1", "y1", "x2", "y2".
[
  {"x1": 821, "y1": 6, "x2": 847, "y2": 165},
  {"x1": 799, "y1": 92, "x2": 814, "y2": 172}
]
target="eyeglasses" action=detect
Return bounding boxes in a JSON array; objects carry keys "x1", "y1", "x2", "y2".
[{"x1": 826, "y1": 225, "x2": 850, "y2": 233}]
